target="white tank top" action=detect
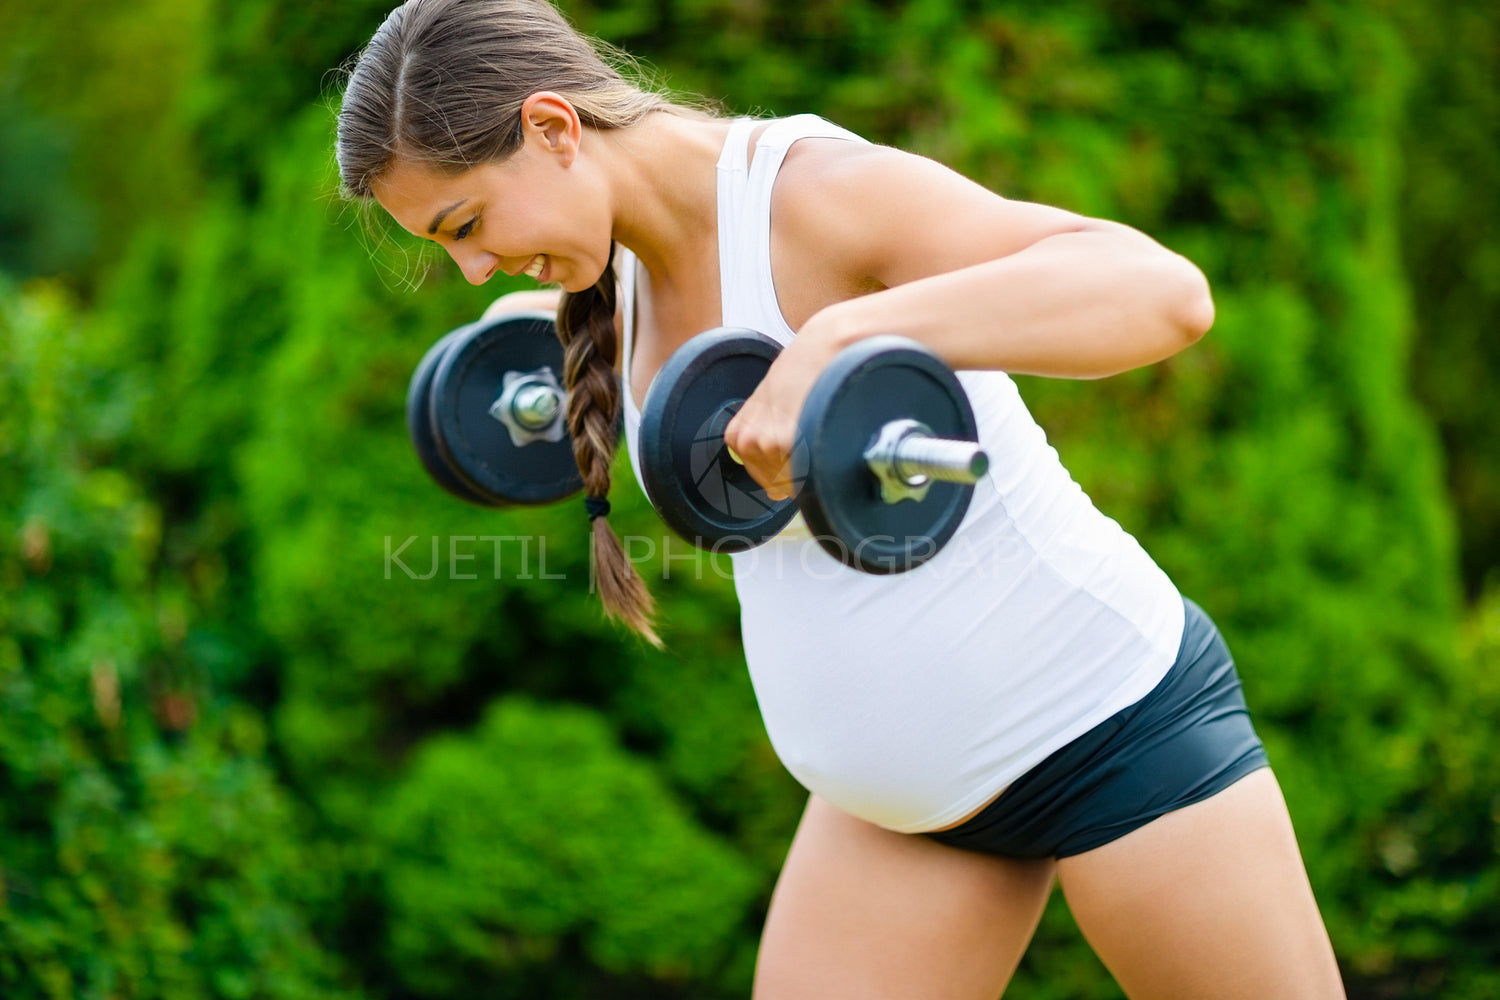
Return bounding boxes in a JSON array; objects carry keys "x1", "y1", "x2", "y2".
[{"x1": 620, "y1": 115, "x2": 1185, "y2": 833}]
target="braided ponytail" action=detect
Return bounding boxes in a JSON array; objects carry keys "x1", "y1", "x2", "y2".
[{"x1": 558, "y1": 245, "x2": 660, "y2": 645}]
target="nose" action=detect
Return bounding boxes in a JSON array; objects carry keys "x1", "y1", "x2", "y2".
[{"x1": 447, "y1": 243, "x2": 498, "y2": 286}]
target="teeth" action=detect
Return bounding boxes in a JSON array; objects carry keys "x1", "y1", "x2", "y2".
[{"x1": 524, "y1": 255, "x2": 546, "y2": 280}]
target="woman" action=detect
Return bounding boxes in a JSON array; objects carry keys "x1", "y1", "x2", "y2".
[{"x1": 337, "y1": 1, "x2": 1347, "y2": 996}]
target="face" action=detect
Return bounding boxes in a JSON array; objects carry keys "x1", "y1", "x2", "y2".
[{"x1": 371, "y1": 94, "x2": 611, "y2": 293}]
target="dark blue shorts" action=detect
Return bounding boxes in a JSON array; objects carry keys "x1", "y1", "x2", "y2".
[{"x1": 926, "y1": 598, "x2": 1269, "y2": 860}]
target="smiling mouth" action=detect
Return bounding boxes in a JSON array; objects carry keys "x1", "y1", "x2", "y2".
[{"x1": 523, "y1": 255, "x2": 547, "y2": 280}]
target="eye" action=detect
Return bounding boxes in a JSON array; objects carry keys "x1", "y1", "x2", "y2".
[{"x1": 453, "y1": 216, "x2": 478, "y2": 241}]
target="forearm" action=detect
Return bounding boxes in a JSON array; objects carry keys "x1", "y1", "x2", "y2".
[{"x1": 809, "y1": 226, "x2": 1215, "y2": 380}]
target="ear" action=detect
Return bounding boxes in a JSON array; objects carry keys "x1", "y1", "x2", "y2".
[{"x1": 519, "y1": 92, "x2": 582, "y2": 167}]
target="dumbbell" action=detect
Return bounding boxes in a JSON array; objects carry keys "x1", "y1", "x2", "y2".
[
  {"x1": 638, "y1": 328, "x2": 989, "y2": 574},
  {"x1": 406, "y1": 309, "x2": 586, "y2": 506}
]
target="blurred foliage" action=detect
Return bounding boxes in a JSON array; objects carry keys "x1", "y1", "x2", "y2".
[
  {"x1": 378, "y1": 698, "x2": 760, "y2": 997},
  {"x1": 0, "y1": 0, "x2": 207, "y2": 273},
  {"x1": 1, "y1": 0, "x2": 1496, "y2": 997},
  {"x1": 0, "y1": 92, "x2": 94, "y2": 279},
  {"x1": 0, "y1": 282, "x2": 357, "y2": 998},
  {"x1": 1391, "y1": 0, "x2": 1500, "y2": 598}
]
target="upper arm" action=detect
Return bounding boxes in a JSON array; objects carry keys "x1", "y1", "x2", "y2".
[
  {"x1": 775, "y1": 142, "x2": 1120, "y2": 290},
  {"x1": 480, "y1": 288, "x2": 564, "y2": 322},
  {"x1": 480, "y1": 286, "x2": 625, "y2": 374}
]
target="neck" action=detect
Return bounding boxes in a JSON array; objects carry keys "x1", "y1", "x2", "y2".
[{"x1": 595, "y1": 112, "x2": 731, "y2": 281}]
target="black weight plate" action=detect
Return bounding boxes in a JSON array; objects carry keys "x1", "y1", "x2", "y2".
[
  {"x1": 798, "y1": 336, "x2": 979, "y2": 574},
  {"x1": 430, "y1": 310, "x2": 585, "y2": 506},
  {"x1": 639, "y1": 328, "x2": 798, "y2": 551},
  {"x1": 407, "y1": 328, "x2": 498, "y2": 507}
]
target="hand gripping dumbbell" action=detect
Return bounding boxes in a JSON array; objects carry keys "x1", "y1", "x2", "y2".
[
  {"x1": 406, "y1": 309, "x2": 587, "y2": 506},
  {"x1": 638, "y1": 328, "x2": 989, "y2": 574}
]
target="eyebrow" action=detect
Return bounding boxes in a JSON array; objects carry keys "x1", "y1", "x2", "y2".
[{"x1": 426, "y1": 199, "x2": 468, "y2": 235}]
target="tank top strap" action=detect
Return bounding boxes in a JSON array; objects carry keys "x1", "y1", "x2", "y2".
[
  {"x1": 716, "y1": 118, "x2": 761, "y2": 334},
  {"x1": 616, "y1": 244, "x2": 641, "y2": 417},
  {"x1": 628, "y1": 115, "x2": 866, "y2": 407},
  {"x1": 718, "y1": 116, "x2": 758, "y2": 174},
  {"x1": 719, "y1": 115, "x2": 867, "y2": 342}
]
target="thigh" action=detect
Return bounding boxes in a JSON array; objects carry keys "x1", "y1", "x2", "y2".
[
  {"x1": 1056, "y1": 769, "x2": 1345, "y2": 1000},
  {"x1": 755, "y1": 795, "x2": 1056, "y2": 1000}
]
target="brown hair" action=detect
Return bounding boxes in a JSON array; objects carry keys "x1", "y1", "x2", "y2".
[{"x1": 338, "y1": 0, "x2": 696, "y2": 645}]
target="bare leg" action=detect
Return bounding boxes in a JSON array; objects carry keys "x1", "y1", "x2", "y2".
[
  {"x1": 754, "y1": 795, "x2": 1056, "y2": 1000},
  {"x1": 1057, "y1": 769, "x2": 1345, "y2": 1000}
]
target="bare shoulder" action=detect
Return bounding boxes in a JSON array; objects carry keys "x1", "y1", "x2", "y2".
[{"x1": 773, "y1": 136, "x2": 1107, "y2": 288}]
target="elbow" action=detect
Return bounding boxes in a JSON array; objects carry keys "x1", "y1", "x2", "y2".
[
  {"x1": 1181, "y1": 285, "x2": 1215, "y2": 345},
  {"x1": 1172, "y1": 260, "x2": 1215, "y2": 347}
]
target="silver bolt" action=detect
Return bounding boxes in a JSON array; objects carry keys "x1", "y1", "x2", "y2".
[
  {"x1": 490, "y1": 367, "x2": 568, "y2": 448},
  {"x1": 893, "y1": 435, "x2": 989, "y2": 484},
  {"x1": 510, "y1": 382, "x2": 561, "y2": 429},
  {"x1": 863, "y1": 419, "x2": 988, "y2": 505}
]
